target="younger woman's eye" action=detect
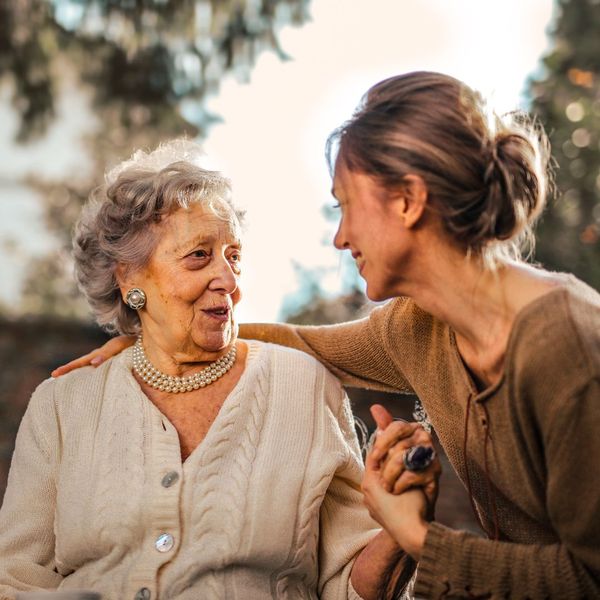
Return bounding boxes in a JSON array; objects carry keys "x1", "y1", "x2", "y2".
[{"x1": 331, "y1": 202, "x2": 340, "y2": 209}]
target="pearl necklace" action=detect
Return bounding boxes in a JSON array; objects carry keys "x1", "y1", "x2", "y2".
[{"x1": 132, "y1": 337, "x2": 237, "y2": 393}]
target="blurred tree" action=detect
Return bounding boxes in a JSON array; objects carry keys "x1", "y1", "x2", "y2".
[
  {"x1": 0, "y1": 0, "x2": 311, "y2": 316},
  {"x1": 529, "y1": 0, "x2": 600, "y2": 288},
  {"x1": 1, "y1": 0, "x2": 310, "y2": 142}
]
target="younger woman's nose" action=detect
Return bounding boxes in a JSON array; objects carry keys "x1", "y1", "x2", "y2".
[{"x1": 333, "y1": 225, "x2": 349, "y2": 251}]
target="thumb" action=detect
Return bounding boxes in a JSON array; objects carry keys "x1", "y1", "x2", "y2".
[{"x1": 370, "y1": 404, "x2": 394, "y2": 430}]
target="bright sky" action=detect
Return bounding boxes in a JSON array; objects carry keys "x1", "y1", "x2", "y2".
[{"x1": 0, "y1": 0, "x2": 555, "y2": 322}]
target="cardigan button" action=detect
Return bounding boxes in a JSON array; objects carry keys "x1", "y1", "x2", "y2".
[
  {"x1": 155, "y1": 533, "x2": 174, "y2": 552},
  {"x1": 134, "y1": 588, "x2": 151, "y2": 600},
  {"x1": 161, "y1": 471, "x2": 179, "y2": 488}
]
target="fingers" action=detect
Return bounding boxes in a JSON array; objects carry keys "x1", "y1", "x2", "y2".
[
  {"x1": 391, "y1": 459, "x2": 441, "y2": 498},
  {"x1": 370, "y1": 404, "x2": 394, "y2": 430},
  {"x1": 104, "y1": 335, "x2": 136, "y2": 354},
  {"x1": 370, "y1": 420, "x2": 422, "y2": 463},
  {"x1": 365, "y1": 406, "x2": 441, "y2": 513},
  {"x1": 362, "y1": 452, "x2": 383, "y2": 505},
  {"x1": 380, "y1": 450, "x2": 438, "y2": 493},
  {"x1": 51, "y1": 335, "x2": 135, "y2": 377},
  {"x1": 378, "y1": 426, "x2": 432, "y2": 477},
  {"x1": 371, "y1": 424, "x2": 441, "y2": 509},
  {"x1": 364, "y1": 443, "x2": 383, "y2": 474},
  {"x1": 51, "y1": 352, "x2": 101, "y2": 377}
]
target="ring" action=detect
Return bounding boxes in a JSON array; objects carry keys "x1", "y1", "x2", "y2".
[{"x1": 403, "y1": 445, "x2": 436, "y2": 471}]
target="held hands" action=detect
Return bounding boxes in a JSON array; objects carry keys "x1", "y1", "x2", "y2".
[
  {"x1": 361, "y1": 404, "x2": 441, "y2": 561},
  {"x1": 51, "y1": 335, "x2": 135, "y2": 377},
  {"x1": 370, "y1": 404, "x2": 440, "y2": 509}
]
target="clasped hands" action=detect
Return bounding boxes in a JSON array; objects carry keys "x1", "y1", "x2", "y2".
[{"x1": 361, "y1": 404, "x2": 441, "y2": 561}]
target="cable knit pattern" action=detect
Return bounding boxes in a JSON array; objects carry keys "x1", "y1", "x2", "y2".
[
  {"x1": 166, "y1": 348, "x2": 271, "y2": 598},
  {"x1": 0, "y1": 341, "x2": 379, "y2": 600},
  {"x1": 275, "y1": 468, "x2": 333, "y2": 598}
]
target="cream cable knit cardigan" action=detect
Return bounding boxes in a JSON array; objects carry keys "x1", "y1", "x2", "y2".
[{"x1": 0, "y1": 341, "x2": 380, "y2": 600}]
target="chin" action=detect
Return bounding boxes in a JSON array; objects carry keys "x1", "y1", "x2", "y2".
[
  {"x1": 365, "y1": 285, "x2": 391, "y2": 303},
  {"x1": 192, "y1": 315, "x2": 237, "y2": 353}
]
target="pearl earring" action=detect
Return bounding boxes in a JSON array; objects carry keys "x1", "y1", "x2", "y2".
[{"x1": 125, "y1": 288, "x2": 146, "y2": 310}]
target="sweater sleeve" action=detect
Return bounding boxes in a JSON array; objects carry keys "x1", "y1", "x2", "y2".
[
  {"x1": 0, "y1": 379, "x2": 62, "y2": 598},
  {"x1": 317, "y1": 386, "x2": 381, "y2": 600},
  {"x1": 414, "y1": 377, "x2": 600, "y2": 599},
  {"x1": 239, "y1": 301, "x2": 413, "y2": 394}
]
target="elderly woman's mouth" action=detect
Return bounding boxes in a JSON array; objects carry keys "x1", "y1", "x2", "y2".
[{"x1": 202, "y1": 306, "x2": 231, "y2": 321}]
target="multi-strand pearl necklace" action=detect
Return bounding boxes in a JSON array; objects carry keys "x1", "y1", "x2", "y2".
[{"x1": 132, "y1": 336, "x2": 237, "y2": 394}]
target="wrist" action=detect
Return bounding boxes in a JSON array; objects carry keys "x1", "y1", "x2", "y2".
[
  {"x1": 390, "y1": 518, "x2": 429, "y2": 561},
  {"x1": 379, "y1": 528, "x2": 403, "y2": 551}
]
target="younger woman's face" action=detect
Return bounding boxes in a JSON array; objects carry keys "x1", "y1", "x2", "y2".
[{"x1": 332, "y1": 164, "x2": 413, "y2": 301}]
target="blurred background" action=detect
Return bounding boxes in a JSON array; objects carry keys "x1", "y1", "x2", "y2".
[{"x1": 1, "y1": 0, "x2": 599, "y2": 531}]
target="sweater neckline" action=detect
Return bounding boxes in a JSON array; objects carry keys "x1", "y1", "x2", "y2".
[
  {"x1": 183, "y1": 340, "x2": 263, "y2": 469},
  {"x1": 119, "y1": 339, "x2": 266, "y2": 467},
  {"x1": 448, "y1": 282, "x2": 572, "y2": 402}
]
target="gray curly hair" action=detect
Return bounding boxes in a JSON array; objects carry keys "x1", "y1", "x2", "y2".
[{"x1": 73, "y1": 139, "x2": 243, "y2": 335}]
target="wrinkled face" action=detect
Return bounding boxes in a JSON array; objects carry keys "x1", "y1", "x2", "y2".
[
  {"x1": 332, "y1": 164, "x2": 408, "y2": 301},
  {"x1": 127, "y1": 201, "x2": 242, "y2": 358}
]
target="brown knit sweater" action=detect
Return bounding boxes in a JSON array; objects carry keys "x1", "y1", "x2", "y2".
[{"x1": 240, "y1": 276, "x2": 600, "y2": 599}]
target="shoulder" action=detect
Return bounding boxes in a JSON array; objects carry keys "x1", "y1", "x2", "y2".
[
  {"x1": 249, "y1": 340, "x2": 346, "y2": 406},
  {"x1": 17, "y1": 363, "x2": 115, "y2": 452},
  {"x1": 560, "y1": 278, "x2": 600, "y2": 369},
  {"x1": 510, "y1": 277, "x2": 600, "y2": 398},
  {"x1": 252, "y1": 340, "x2": 343, "y2": 386},
  {"x1": 32, "y1": 352, "x2": 130, "y2": 418}
]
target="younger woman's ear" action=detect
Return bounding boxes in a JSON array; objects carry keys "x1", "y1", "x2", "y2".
[{"x1": 398, "y1": 174, "x2": 428, "y2": 229}]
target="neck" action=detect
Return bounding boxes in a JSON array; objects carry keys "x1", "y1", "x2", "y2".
[
  {"x1": 392, "y1": 242, "x2": 558, "y2": 387},
  {"x1": 132, "y1": 336, "x2": 238, "y2": 394},
  {"x1": 402, "y1": 248, "x2": 539, "y2": 387},
  {"x1": 409, "y1": 255, "x2": 513, "y2": 350},
  {"x1": 138, "y1": 329, "x2": 235, "y2": 378}
]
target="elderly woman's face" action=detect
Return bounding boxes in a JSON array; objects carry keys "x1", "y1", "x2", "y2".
[{"x1": 127, "y1": 201, "x2": 242, "y2": 357}]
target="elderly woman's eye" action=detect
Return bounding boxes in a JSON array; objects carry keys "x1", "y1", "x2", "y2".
[
  {"x1": 191, "y1": 249, "x2": 210, "y2": 259},
  {"x1": 229, "y1": 252, "x2": 242, "y2": 263}
]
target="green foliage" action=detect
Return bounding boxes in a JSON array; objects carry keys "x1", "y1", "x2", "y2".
[
  {"x1": 529, "y1": 0, "x2": 600, "y2": 288},
  {"x1": 0, "y1": 0, "x2": 311, "y2": 316},
  {"x1": 1, "y1": 0, "x2": 310, "y2": 141}
]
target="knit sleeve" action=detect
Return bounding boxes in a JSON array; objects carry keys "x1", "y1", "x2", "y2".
[
  {"x1": 239, "y1": 300, "x2": 414, "y2": 394},
  {"x1": 317, "y1": 385, "x2": 381, "y2": 600},
  {"x1": 0, "y1": 379, "x2": 63, "y2": 598},
  {"x1": 414, "y1": 377, "x2": 600, "y2": 599}
]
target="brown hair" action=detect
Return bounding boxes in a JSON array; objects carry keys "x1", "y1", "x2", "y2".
[{"x1": 327, "y1": 71, "x2": 552, "y2": 261}]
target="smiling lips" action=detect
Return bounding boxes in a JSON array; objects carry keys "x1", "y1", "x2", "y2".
[
  {"x1": 202, "y1": 305, "x2": 231, "y2": 322},
  {"x1": 352, "y1": 251, "x2": 364, "y2": 273}
]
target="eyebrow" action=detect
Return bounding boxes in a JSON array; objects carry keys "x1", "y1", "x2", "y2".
[
  {"x1": 331, "y1": 187, "x2": 338, "y2": 199},
  {"x1": 178, "y1": 234, "x2": 242, "y2": 255},
  {"x1": 179, "y1": 235, "x2": 213, "y2": 253}
]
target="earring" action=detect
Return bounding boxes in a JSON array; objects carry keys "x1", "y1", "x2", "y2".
[{"x1": 125, "y1": 288, "x2": 146, "y2": 310}]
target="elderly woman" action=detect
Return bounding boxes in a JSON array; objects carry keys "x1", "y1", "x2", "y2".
[{"x1": 0, "y1": 141, "x2": 422, "y2": 600}]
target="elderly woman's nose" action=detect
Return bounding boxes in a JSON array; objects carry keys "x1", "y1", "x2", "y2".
[{"x1": 208, "y1": 256, "x2": 238, "y2": 293}]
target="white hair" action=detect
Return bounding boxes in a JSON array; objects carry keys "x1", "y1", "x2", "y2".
[{"x1": 73, "y1": 139, "x2": 243, "y2": 335}]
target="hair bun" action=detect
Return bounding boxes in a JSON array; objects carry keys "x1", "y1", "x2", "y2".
[
  {"x1": 479, "y1": 117, "x2": 550, "y2": 246},
  {"x1": 328, "y1": 72, "x2": 552, "y2": 261}
]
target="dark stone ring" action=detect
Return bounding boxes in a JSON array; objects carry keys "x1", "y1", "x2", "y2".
[{"x1": 403, "y1": 445, "x2": 436, "y2": 472}]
